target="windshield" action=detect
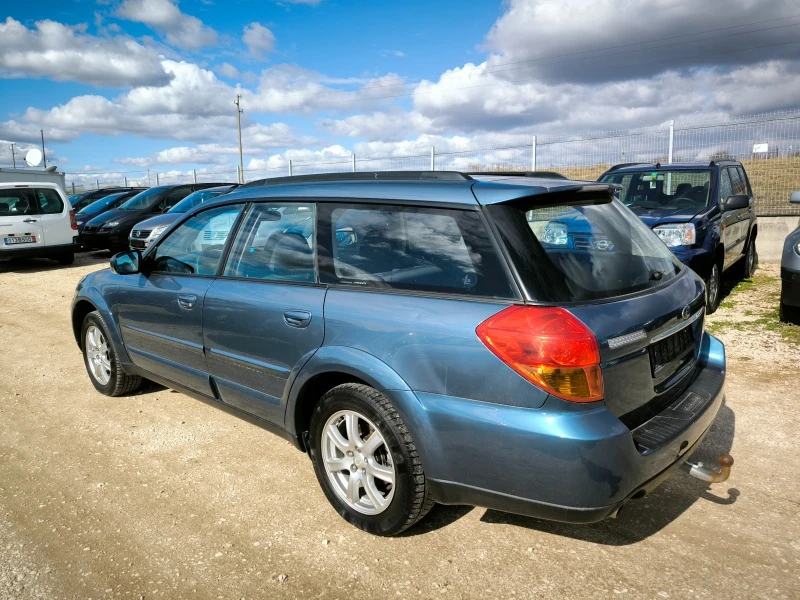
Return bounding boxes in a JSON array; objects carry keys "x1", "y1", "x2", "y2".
[
  {"x1": 487, "y1": 196, "x2": 682, "y2": 302},
  {"x1": 119, "y1": 186, "x2": 170, "y2": 211},
  {"x1": 600, "y1": 169, "x2": 712, "y2": 210},
  {"x1": 78, "y1": 192, "x2": 128, "y2": 215},
  {"x1": 169, "y1": 188, "x2": 228, "y2": 213}
]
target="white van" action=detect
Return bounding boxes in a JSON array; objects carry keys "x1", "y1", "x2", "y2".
[{"x1": 0, "y1": 182, "x2": 79, "y2": 264}]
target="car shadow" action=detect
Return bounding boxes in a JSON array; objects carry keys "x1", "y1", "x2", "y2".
[
  {"x1": 0, "y1": 254, "x2": 109, "y2": 274},
  {"x1": 409, "y1": 401, "x2": 736, "y2": 544}
]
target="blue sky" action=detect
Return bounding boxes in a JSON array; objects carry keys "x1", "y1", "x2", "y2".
[{"x1": 2, "y1": 0, "x2": 799, "y2": 188}]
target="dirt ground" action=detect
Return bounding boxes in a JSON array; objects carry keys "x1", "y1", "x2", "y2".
[{"x1": 1, "y1": 253, "x2": 799, "y2": 600}]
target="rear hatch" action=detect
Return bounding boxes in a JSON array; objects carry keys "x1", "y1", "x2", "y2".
[
  {"x1": 480, "y1": 184, "x2": 706, "y2": 428},
  {"x1": 0, "y1": 186, "x2": 46, "y2": 250}
]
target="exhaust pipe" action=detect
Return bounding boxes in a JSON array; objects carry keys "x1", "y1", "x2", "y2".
[{"x1": 682, "y1": 453, "x2": 734, "y2": 483}]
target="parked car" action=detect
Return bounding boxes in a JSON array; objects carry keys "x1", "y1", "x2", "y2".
[
  {"x1": 72, "y1": 171, "x2": 730, "y2": 536},
  {"x1": 69, "y1": 187, "x2": 145, "y2": 213},
  {"x1": 81, "y1": 183, "x2": 230, "y2": 252},
  {"x1": 75, "y1": 189, "x2": 145, "y2": 236},
  {"x1": 1, "y1": 182, "x2": 79, "y2": 264},
  {"x1": 780, "y1": 191, "x2": 800, "y2": 324},
  {"x1": 598, "y1": 161, "x2": 758, "y2": 312},
  {"x1": 129, "y1": 185, "x2": 238, "y2": 250}
]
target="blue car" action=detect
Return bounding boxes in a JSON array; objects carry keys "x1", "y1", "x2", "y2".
[
  {"x1": 780, "y1": 191, "x2": 800, "y2": 323},
  {"x1": 599, "y1": 161, "x2": 758, "y2": 312},
  {"x1": 71, "y1": 171, "x2": 731, "y2": 535}
]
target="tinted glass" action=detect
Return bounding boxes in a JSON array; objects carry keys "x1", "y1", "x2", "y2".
[
  {"x1": 77, "y1": 192, "x2": 129, "y2": 215},
  {"x1": 320, "y1": 204, "x2": 514, "y2": 298},
  {"x1": 169, "y1": 188, "x2": 229, "y2": 214},
  {"x1": 224, "y1": 203, "x2": 315, "y2": 282},
  {"x1": 0, "y1": 189, "x2": 38, "y2": 215},
  {"x1": 600, "y1": 169, "x2": 712, "y2": 208},
  {"x1": 34, "y1": 188, "x2": 65, "y2": 214},
  {"x1": 488, "y1": 197, "x2": 682, "y2": 302},
  {"x1": 718, "y1": 169, "x2": 733, "y2": 201},
  {"x1": 736, "y1": 166, "x2": 752, "y2": 196},
  {"x1": 728, "y1": 167, "x2": 747, "y2": 196},
  {"x1": 119, "y1": 186, "x2": 172, "y2": 210},
  {"x1": 150, "y1": 204, "x2": 244, "y2": 276}
]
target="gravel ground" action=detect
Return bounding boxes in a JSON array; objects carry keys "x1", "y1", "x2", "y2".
[{"x1": 1, "y1": 253, "x2": 799, "y2": 600}]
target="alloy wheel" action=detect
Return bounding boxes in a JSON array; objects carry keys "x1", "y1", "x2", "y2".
[{"x1": 85, "y1": 325, "x2": 112, "y2": 385}]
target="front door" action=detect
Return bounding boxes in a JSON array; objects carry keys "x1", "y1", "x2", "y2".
[
  {"x1": 109, "y1": 203, "x2": 245, "y2": 395},
  {"x1": 203, "y1": 202, "x2": 324, "y2": 425},
  {"x1": 718, "y1": 167, "x2": 740, "y2": 268}
]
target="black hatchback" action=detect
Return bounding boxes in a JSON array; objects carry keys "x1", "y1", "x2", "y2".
[{"x1": 81, "y1": 183, "x2": 231, "y2": 251}]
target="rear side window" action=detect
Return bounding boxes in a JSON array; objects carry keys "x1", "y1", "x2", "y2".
[
  {"x1": 319, "y1": 203, "x2": 515, "y2": 299},
  {"x1": 487, "y1": 196, "x2": 682, "y2": 302},
  {"x1": 34, "y1": 189, "x2": 64, "y2": 214}
]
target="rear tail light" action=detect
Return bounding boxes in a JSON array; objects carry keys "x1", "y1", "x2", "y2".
[
  {"x1": 69, "y1": 209, "x2": 78, "y2": 230},
  {"x1": 476, "y1": 306, "x2": 603, "y2": 403}
]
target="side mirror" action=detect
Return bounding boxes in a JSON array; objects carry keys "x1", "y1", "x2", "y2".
[
  {"x1": 723, "y1": 195, "x2": 749, "y2": 211},
  {"x1": 790, "y1": 191, "x2": 800, "y2": 204},
  {"x1": 110, "y1": 251, "x2": 141, "y2": 274}
]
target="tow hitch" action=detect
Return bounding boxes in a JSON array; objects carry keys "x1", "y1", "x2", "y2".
[{"x1": 682, "y1": 453, "x2": 734, "y2": 483}]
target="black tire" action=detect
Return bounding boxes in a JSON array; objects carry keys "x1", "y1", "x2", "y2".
[
  {"x1": 56, "y1": 252, "x2": 75, "y2": 266},
  {"x1": 732, "y1": 238, "x2": 757, "y2": 280},
  {"x1": 81, "y1": 311, "x2": 141, "y2": 396},
  {"x1": 308, "y1": 383, "x2": 434, "y2": 536},
  {"x1": 706, "y1": 262, "x2": 722, "y2": 314},
  {"x1": 780, "y1": 302, "x2": 800, "y2": 325}
]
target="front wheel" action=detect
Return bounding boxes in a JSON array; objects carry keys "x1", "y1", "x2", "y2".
[
  {"x1": 81, "y1": 311, "x2": 141, "y2": 396},
  {"x1": 706, "y1": 262, "x2": 721, "y2": 314},
  {"x1": 56, "y1": 252, "x2": 75, "y2": 265},
  {"x1": 780, "y1": 302, "x2": 800, "y2": 324},
  {"x1": 309, "y1": 383, "x2": 434, "y2": 536}
]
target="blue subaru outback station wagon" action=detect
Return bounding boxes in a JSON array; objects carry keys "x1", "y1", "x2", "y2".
[{"x1": 72, "y1": 171, "x2": 731, "y2": 535}]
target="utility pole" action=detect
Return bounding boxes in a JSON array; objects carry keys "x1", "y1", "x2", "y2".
[
  {"x1": 10, "y1": 143, "x2": 15, "y2": 169},
  {"x1": 235, "y1": 94, "x2": 244, "y2": 184},
  {"x1": 40, "y1": 130, "x2": 47, "y2": 168},
  {"x1": 147, "y1": 169, "x2": 151, "y2": 187}
]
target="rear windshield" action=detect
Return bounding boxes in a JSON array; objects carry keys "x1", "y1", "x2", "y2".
[
  {"x1": 119, "y1": 186, "x2": 170, "y2": 210},
  {"x1": 487, "y1": 196, "x2": 682, "y2": 302},
  {"x1": 169, "y1": 188, "x2": 228, "y2": 213},
  {"x1": 0, "y1": 188, "x2": 63, "y2": 216},
  {"x1": 78, "y1": 192, "x2": 128, "y2": 215},
  {"x1": 600, "y1": 169, "x2": 712, "y2": 209}
]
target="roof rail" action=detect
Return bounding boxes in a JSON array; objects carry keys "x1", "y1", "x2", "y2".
[
  {"x1": 240, "y1": 171, "x2": 472, "y2": 188},
  {"x1": 606, "y1": 162, "x2": 652, "y2": 172},
  {"x1": 468, "y1": 170, "x2": 567, "y2": 180}
]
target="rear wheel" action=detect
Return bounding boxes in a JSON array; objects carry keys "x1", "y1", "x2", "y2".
[
  {"x1": 309, "y1": 383, "x2": 433, "y2": 536},
  {"x1": 81, "y1": 311, "x2": 141, "y2": 396},
  {"x1": 780, "y1": 302, "x2": 800, "y2": 324},
  {"x1": 56, "y1": 252, "x2": 75, "y2": 266},
  {"x1": 706, "y1": 262, "x2": 721, "y2": 314}
]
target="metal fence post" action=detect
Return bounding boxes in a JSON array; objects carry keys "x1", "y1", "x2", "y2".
[
  {"x1": 193, "y1": 169, "x2": 197, "y2": 183},
  {"x1": 668, "y1": 119, "x2": 675, "y2": 164},
  {"x1": 156, "y1": 173, "x2": 160, "y2": 186},
  {"x1": 531, "y1": 135, "x2": 537, "y2": 172},
  {"x1": 124, "y1": 176, "x2": 127, "y2": 186},
  {"x1": 96, "y1": 179, "x2": 99, "y2": 189},
  {"x1": 430, "y1": 146, "x2": 435, "y2": 171},
  {"x1": 289, "y1": 160, "x2": 293, "y2": 176},
  {"x1": 352, "y1": 153, "x2": 356, "y2": 172}
]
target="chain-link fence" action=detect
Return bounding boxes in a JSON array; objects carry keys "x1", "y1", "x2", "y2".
[{"x1": 53, "y1": 108, "x2": 800, "y2": 215}]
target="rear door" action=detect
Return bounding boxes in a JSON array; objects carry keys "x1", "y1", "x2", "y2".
[
  {"x1": 203, "y1": 201, "x2": 324, "y2": 425},
  {"x1": 0, "y1": 187, "x2": 45, "y2": 251},
  {"x1": 34, "y1": 187, "x2": 74, "y2": 246}
]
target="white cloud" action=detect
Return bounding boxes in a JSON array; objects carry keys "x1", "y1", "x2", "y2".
[
  {"x1": 117, "y1": 0, "x2": 218, "y2": 49},
  {"x1": 319, "y1": 111, "x2": 438, "y2": 140},
  {"x1": 217, "y1": 62, "x2": 241, "y2": 79},
  {"x1": 243, "y1": 22, "x2": 275, "y2": 56},
  {"x1": 0, "y1": 17, "x2": 170, "y2": 87}
]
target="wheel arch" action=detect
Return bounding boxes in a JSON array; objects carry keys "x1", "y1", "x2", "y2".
[{"x1": 71, "y1": 289, "x2": 133, "y2": 367}]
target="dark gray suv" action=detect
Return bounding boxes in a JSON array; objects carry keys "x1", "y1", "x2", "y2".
[{"x1": 72, "y1": 172, "x2": 732, "y2": 535}]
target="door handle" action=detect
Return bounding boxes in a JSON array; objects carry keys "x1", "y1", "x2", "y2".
[
  {"x1": 177, "y1": 294, "x2": 197, "y2": 310},
  {"x1": 284, "y1": 310, "x2": 312, "y2": 328},
  {"x1": 23, "y1": 218, "x2": 38, "y2": 223}
]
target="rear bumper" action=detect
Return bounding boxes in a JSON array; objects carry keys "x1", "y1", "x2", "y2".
[
  {"x1": 416, "y1": 332, "x2": 726, "y2": 523},
  {"x1": 0, "y1": 242, "x2": 79, "y2": 260}
]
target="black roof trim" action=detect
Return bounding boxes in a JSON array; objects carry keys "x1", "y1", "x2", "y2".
[
  {"x1": 467, "y1": 170, "x2": 567, "y2": 180},
  {"x1": 606, "y1": 162, "x2": 653, "y2": 172},
  {"x1": 240, "y1": 171, "x2": 472, "y2": 188}
]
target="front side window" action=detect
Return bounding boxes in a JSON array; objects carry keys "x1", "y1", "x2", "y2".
[
  {"x1": 718, "y1": 169, "x2": 733, "y2": 201},
  {"x1": 149, "y1": 204, "x2": 244, "y2": 276},
  {"x1": 600, "y1": 169, "x2": 712, "y2": 209},
  {"x1": 223, "y1": 203, "x2": 315, "y2": 282},
  {"x1": 488, "y1": 196, "x2": 682, "y2": 302},
  {"x1": 728, "y1": 167, "x2": 747, "y2": 196},
  {"x1": 319, "y1": 203, "x2": 514, "y2": 298}
]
